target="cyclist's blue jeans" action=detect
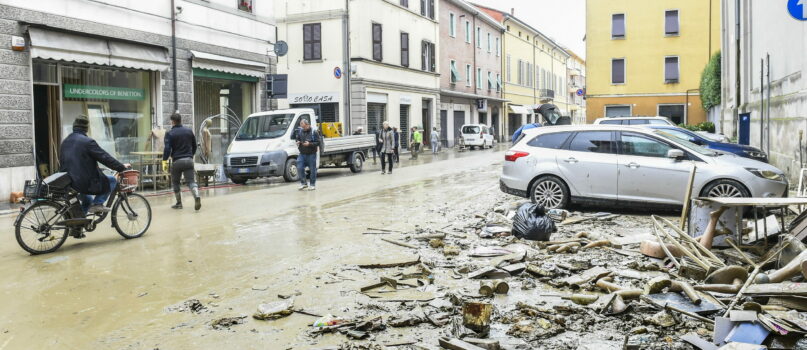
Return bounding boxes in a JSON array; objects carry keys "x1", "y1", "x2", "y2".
[{"x1": 80, "y1": 175, "x2": 116, "y2": 213}]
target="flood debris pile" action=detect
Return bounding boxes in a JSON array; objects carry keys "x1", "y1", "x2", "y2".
[{"x1": 256, "y1": 198, "x2": 807, "y2": 349}]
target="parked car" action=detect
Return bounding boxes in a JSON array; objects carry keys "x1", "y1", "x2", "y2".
[
  {"x1": 593, "y1": 116, "x2": 674, "y2": 126},
  {"x1": 461, "y1": 124, "x2": 495, "y2": 150},
  {"x1": 645, "y1": 125, "x2": 768, "y2": 163},
  {"x1": 500, "y1": 125, "x2": 787, "y2": 209},
  {"x1": 593, "y1": 116, "x2": 728, "y2": 142},
  {"x1": 224, "y1": 109, "x2": 375, "y2": 184}
]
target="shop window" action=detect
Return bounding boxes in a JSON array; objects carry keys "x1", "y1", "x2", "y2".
[
  {"x1": 60, "y1": 65, "x2": 153, "y2": 164},
  {"x1": 193, "y1": 70, "x2": 256, "y2": 164},
  {"x1": 303, "y1": 23, "x2": 322, "y2": 61},
  {"x1": 238, "y1": 0, "x2": 253, "y2": 13},
  {"x1": 658, "y1": 104, "x2": 685, "y2": 124}
]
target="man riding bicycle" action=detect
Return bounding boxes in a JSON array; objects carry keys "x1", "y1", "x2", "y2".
[{"x1": 59, "y1": 115, "x2": 130, "y2": 215}]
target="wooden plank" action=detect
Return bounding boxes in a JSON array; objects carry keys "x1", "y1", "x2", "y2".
[{"x1": 697, "y1": 197, "x2": 807, "y2": 207}]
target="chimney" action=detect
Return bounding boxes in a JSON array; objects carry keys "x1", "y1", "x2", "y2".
[{"x1": 510, "y1": 8, "x2": 514, "y2": 16}]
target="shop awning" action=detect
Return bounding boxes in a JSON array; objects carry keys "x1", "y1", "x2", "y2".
[
  {"x1": 191, "y1": 50, "x2": 267, "y2": 78},
  {"x1": 508, "y1": 104, "x2": 531, "y2": 115},
  {"x1": 28, "y1": 27, "x2": 169, "y2": 71}
]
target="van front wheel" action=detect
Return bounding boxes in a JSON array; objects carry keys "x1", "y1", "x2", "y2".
[{"x1": 283, "y1": 158, "x2": 299, "y2": 182}]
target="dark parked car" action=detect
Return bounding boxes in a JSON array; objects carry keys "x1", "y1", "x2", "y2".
[{"x1": 646, "y1": 125, "x2": 768, "y2": 163}]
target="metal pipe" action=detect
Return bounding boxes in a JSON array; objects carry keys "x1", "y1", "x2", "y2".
[
  {"x1": 760, "y1": 58, "x2": 764, "y2": 149},
  {"x1": 343, "y1": 0, "x2": 351, "y2": 133},
  {"x1": 170, "y1": 0, "x2": 179, "y2": 115},
  {"x1": 734, "y1": 0, "x2": 741, "y2": 138},
  {"x1": 766, "y1": 53, "x2": 771, "y2": 155}
]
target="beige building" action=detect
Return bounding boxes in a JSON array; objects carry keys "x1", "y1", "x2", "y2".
[
  {"x1": 567, "y1": 50, "x2": 587, "y2": 125},
  {"x1": 438, "y1": 0, "x2": 505, "y2": 145},
  {"x1": 276, "y1": 0, "x2": 440, "y2": 149}
]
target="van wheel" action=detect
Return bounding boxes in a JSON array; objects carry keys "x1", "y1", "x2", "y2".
[
  {"x1": 231, "y1": 176, "x2": 247, "y2": 185},
  {"x1": 530, "y1": 176, "x2": 570, "y2": 209},
  {"x1": 283, "y1": 158, "x2": 299, "y2": 182},
  {"x1": 349, "y1": 153, "x2": 364, "y2": 173}
]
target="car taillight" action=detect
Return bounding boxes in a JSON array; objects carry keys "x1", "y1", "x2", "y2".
[
  {"x1": 505, "y1": 151, "x2": 530, "y2": 162},
  {"x1": 480, "y1": 132, "x2": 484, "y2": 138}
]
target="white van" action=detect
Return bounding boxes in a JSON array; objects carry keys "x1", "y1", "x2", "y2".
[
  {"x1": 224, "y1": 109, "x2": 376, "y2": 184},
  {"x1": 461, "y1": 124, "x2": 495, "y2": 150}
]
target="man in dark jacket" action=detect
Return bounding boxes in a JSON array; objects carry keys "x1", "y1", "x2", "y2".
[
  {"x1": 163, "y1": 113, "x2": 201, "y2": 210},
  {"x1": 59, "y1": 115, "x2": 129, "y2": 215},
  {"x1": 295, "y1": 119, "x2": 320, "y2": 191}
]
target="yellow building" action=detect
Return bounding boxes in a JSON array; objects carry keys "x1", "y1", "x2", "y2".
[
  {"x1": 585, "y1": 0, "x2": 720, "y2": 124},
  {"x1": 477, "y1": 5, "x2": 571, "y2": 138}
]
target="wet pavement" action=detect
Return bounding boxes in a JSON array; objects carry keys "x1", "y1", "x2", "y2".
[{"x1": 0, "y1": 146, "x2": 508, "y2": 349}]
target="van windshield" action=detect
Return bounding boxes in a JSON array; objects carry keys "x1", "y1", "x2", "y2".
[
  {"x1": 236, "y1": 114, "x2": 296, "y2": 140},
  {"x1": 462, "y1": 126, "x2": 480, "y2": 134}
]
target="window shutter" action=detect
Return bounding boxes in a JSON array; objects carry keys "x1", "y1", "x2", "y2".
[
  {"x1": 665, "y1": 10, "x2": 679, "y2": 35},
  {"x1": 665, "y1": 57, "x2": 679, "y2": 81},
  {"x1": 420, "y1": 0, "x2": 426, "y2": 15},
  {"x1": 312, "y1": 24, "x2": 321, "y2": 60},
  {"x1": 428, "y1": 0, "x2": 434, "y2": 19},
  {"x1": 303, "y1": 24, "x2": 312, "y2": 60},
  {"x1": 429, "y1": 43, "x2": 435, "y2": 72},
  {"x1": 612, "y1": 14, "x2": 625, "y2": 38},
  {"x1": 372, "y1": 23, "x2": 383, "y2": 61},
  {"x1": 612, "y1": 59, "x2": 625, "y2": 84},
  {"x1": 421, "y1": 41, "x2": 427, "y2": 70},
  {"x1": 400, "y1": 32, "x2": 409, "y2": 67}
]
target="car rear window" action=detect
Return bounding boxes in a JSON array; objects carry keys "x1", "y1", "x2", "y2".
[
  {"x1": 526, "y1": 132, "x2": 572, "y2": 149},
  {"x1": 599, "y1": 120, "x2": 623, "y2": 125},
  {"x1": 648, "y1": 119, "x2": 671, "y2": 125},
  {"x1": 569, "y1": 131, "x2": 615, "y2": 153},
  {"x1": 627, "y1": 119, "x2": 649, "y2": 125},
  {"x1": 462, "y1": 126, "x2": 480, "y2": 134}
]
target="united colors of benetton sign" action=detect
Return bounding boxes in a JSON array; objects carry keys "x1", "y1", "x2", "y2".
[{"x1": 64, "y1": 84, "x2": 145, "y2": 100}]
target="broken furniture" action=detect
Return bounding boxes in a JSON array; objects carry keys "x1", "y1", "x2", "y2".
[{"x1": 697, "y1": 197, "x2": 807, "y2": 247}]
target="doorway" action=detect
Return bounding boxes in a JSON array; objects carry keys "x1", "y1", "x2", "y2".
[
  {"x1": 367, "y1": 103, "x2": 386, "y2": 135},
  {"x1": 508, "y1": 113, "x2": 521, "y2": 139},
  {"x1": 421, "y1": 99, "x2": 432, "y2": 146},
  {"x1": 440, "y1": 110, "x2": 448, "y2": 147},
  {"x1": 453, "y1": 111, "x2": 465, "y2": 146},
  {"x1": 492, "y1": 109, "x2": 500, "y2": 142},
  {"x1": 399, "y1": 105, "x2": 410, "y2": 149},
  {"x1": 33, "y1": 84, "x2": 60, "y2": 177}
]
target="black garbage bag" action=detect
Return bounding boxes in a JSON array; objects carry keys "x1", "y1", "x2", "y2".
[{"x1": 512, "y1": 203, "x2": 557, "y2": 241}]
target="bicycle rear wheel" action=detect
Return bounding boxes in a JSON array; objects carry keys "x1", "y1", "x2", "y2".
[
  {"x1": 15, "y1": 201, "x2": 69, "y2": 254},
  {"x1": 111, "y1": 193, "x2": 152, "y2": 239}
]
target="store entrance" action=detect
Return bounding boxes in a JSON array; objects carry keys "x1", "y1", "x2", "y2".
[
  {"x1": 193, "y1": 77, "x2": 254, "y2": 165},
  {"x1": 32, "y1": 84, "x2": 60, "y2": 177}
]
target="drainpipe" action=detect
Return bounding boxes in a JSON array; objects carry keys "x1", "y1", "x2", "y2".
[
  {"x1": 343, "y1": 0, "x2": 351, "y2": 133},
  {"x1": 532, "y1": 35, "x2": 536, "y2": 113},
  {"x1": 170, "y1": 0, "x2": 179, "y2": 115},
  {"x1": 766, "y1": 53, "x2": 770, "y2": 155},
  {"x1": 734, "y1": 0, "x2": 741, "y2": 137},
  {"x1": 472, "y1": 13, "x2": 478, "y2": 124},
  {"x1": 760, "y1": 58, "x2": 764, "y2": 149}
]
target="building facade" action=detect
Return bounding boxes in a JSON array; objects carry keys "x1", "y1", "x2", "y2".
[
  {"x1": 476, "y1": 5, "x2": 570, "y2": 138},
  {"x1": 0, "y1": 0, "x2": 276, "y2": 202},
  {"x1": 567, "y1": 50, "x2": 587, "y2": 125},
  {"x1": 437, "y1": 0, "x2": 504, "y2": 145},
  {"x1": 276, "y1": 0, "x2": 440, "y2": 149},
  {"x1": 719, "y1": 0, "x2": 807, "y2": 180},
  {"x1": 585, "y1": 0, "x2": 720, "y2": 124}
]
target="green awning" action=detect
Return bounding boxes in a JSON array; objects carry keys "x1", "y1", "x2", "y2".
[{"x1": 192, "y1": 68, "x2": 259, "y2": 82}]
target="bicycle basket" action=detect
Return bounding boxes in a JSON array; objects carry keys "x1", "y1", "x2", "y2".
[
  {"x1": 119, "y1": 170, "x2": 140, "y2": 192},
  {"x1": 23, "y1": 179, "x2": 68, "y2": 199}
]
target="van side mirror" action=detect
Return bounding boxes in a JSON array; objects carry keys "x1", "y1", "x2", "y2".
[{"x1": 667, "y1": 149, "x2": 685, "y2": 160}]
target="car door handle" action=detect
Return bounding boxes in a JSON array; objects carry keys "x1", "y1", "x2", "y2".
[
  {"x1": 563, "y1": 157, "x2": 578, "y2": 164},
  {"x1": 625, "y1": 162, "x2": 640, "y2": 169}
]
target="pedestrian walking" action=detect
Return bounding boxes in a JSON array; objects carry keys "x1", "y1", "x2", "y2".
[
  {"x1": 295, "y1": 119, "x2": 320, "y2": 191},
  {"x1": 430, "y1": 127, "x2": 440, "y2": 154},
  {"x1": 163, "y1": 113, "x2": 201, "y2": 210},
  {"x1": 410, "y1": 127, "x2": 422, "y2": 160},
  {"x1": 380, "y1": 122, "x2": 395, "y2": 174},
  {"x1": 393, "y1": 127, "x2": 400, "y2": 163}
]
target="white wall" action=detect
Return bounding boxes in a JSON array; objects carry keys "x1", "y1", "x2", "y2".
[{"x1": 4, "y1": 0, "x2": 275, "y2": 54}]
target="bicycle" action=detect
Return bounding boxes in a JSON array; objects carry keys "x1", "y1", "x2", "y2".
[{"x1": 14, "y1": 170, "x2": 152, "y2": 255}]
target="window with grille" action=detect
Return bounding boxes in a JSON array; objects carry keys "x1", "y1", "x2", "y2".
[{"x1": 303, "y1": 23, "x2": 321, "y2": 61}]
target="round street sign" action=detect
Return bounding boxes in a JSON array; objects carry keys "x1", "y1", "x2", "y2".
[
  {"x1": 576, "y1": 88, "x2": 585, "y2": 97},
  {"x1": 334, "y1": 66, "x2": 342, "y2": 79},
  {"x1": 273, "y1": 41, "x2": 288, "y2": 56},
  {"x1": 788, "y1": 0, "x2": 807, "y2": 20}
]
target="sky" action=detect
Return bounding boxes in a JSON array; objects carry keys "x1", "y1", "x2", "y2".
[{"x1": 471, "y1": 0, "x2": 586, "y2": 59}]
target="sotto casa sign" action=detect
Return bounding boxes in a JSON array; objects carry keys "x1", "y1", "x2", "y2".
[{"x1": 288, "y1": 92, "x2": 339, "y2": 104}]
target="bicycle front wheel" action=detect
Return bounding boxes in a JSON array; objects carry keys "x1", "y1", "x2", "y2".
[
  {"x1": 15, "y1": 201, "x2": 69, "y2": 254},
  {"x1": 111, "y1": 193, "x2": 152, "y2": 239}
]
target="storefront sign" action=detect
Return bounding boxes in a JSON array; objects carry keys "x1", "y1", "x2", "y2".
[
  {"x1": 64, "y1": 84, "x2": 145, "y2": 100},
  {"x1": 399, "y1": 95, "x2": 412, "y2": 105},
  {"x1": 288, "y1": 92, "x2": 339, "y2": 104}
]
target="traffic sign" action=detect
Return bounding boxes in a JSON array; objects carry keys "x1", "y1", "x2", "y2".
[
  {"x1": 334, "y1": 66, "x2": 342, "y2": 79},
  {"x1": 576, "y1": 88, "x2": 585, "y2": 97},
  {"x1": 788, "y1": 0, "x2": 807, "y2": 20},
  {"x1": 273, "y1": 41, "x2": 288, "y2": 56}
]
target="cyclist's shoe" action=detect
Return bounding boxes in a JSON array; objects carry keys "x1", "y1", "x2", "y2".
[
  {"x1": 88, "y1": 204, "x2": 110, "y2": 214},
  {"x1": 70, "y1": 230, "x2": 86, "y2": 239},
  {"x1": 194, "y1": 197, "x2": 201, "y2": 211},
  {"x1": 172, "y1": 202, "x2": 183, "y2": 209}
]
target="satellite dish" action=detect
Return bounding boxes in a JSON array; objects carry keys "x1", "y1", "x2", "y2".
[{"x1": 273, "y1": 41, "x2": 288, "y2": 57}]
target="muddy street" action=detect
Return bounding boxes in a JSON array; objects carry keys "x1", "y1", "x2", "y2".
[{"x1": 0, "y1": 149, "x2": 508, "y2": 349}]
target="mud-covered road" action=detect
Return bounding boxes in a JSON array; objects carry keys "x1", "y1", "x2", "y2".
[{"x1": 0, "y1": 147, "x2": 507, "y2": 349}]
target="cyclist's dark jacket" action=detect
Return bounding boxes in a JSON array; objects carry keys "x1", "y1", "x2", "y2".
[
  {"x1": 59, "y1": 128, "x2": 126, "y2": 195},
  {"x1": 163, "y1": 124, "x2": 197, "y2": 161}
]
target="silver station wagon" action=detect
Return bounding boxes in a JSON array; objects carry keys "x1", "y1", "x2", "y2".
[{"x1": 500, "y1": 125, "x2": 788, "y2": 209}]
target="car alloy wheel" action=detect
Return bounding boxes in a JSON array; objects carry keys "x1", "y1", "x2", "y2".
[
  {"x1": 533, "y1": 180, "x2": 564, "y2": 208},
  {"x1": 708, "y1": 183, "x2": 743, "y2": 198}
]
